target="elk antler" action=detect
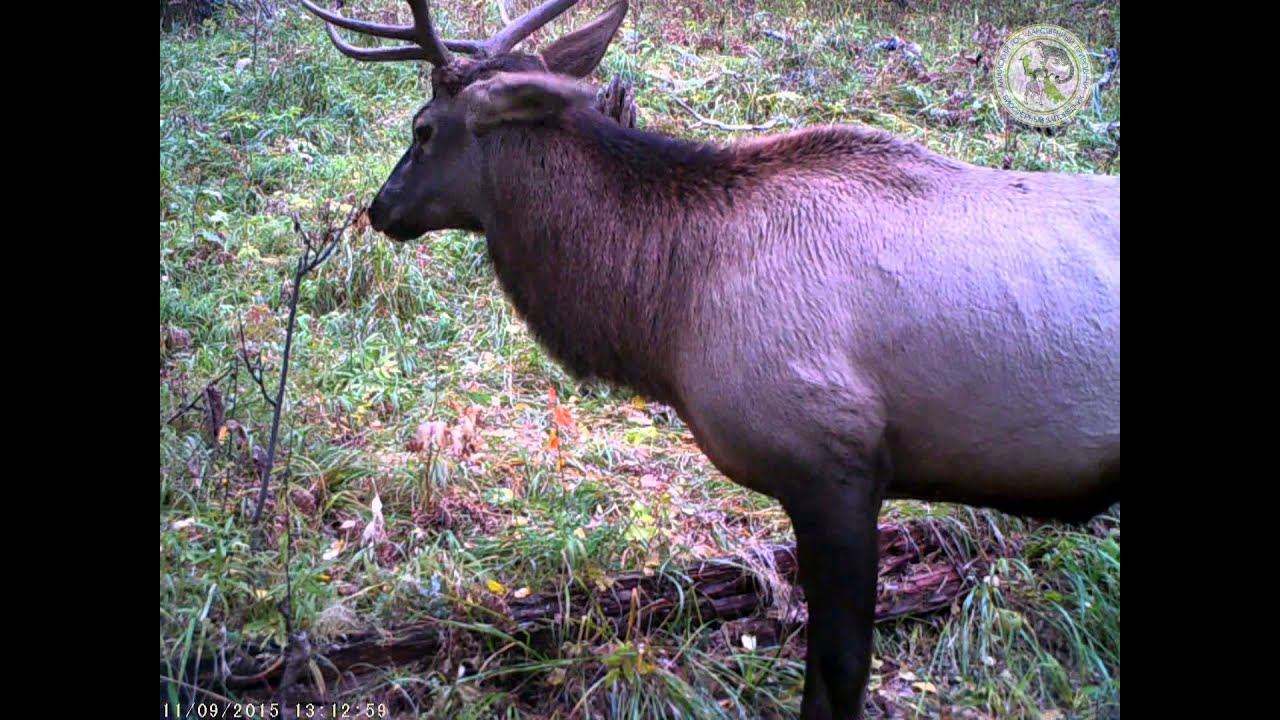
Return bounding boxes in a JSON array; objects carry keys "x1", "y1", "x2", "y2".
[
  {"x1": 486, "y1": 0, "x2": 579, "y2": 55},
  {"x1": 299, "y1": 1, "x2": 461, "y2": 64},
  {"x1": 300, "y1": 0, "x2": 584, "y2": 65}
]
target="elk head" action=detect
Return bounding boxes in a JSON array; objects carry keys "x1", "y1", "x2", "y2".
[{"x1": 300, "y1": 0, "x2": 629, "y2": 240}]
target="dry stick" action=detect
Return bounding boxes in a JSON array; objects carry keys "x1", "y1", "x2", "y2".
[
  {"x1": 248, "y1": 206, "x2": 357, "y2": 549},
  {"x1": 238, "y1": 313, "x2": 277, "y2": 410},
  {"x1": 243, "y1": 205, "x2": 357, "y2": 707},
  {"x1": 666, "y1": 92, "x2": 781, "y2": 132},
  {"x1": 220, "y1": 363, "x2": 242, "y2": 514},
  {"x1": 277, "y1": 461, "x2": 306, "y2": 700},
  {"x1": 165, "y1": 366, "x2": 235, "y2": 425}
]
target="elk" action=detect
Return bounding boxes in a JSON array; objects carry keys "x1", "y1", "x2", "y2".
[{"x1": 299, "y1": 2, "x2": 1121, "y2": 718}]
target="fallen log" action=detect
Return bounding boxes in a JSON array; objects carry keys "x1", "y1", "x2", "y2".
[{"x1": 199, "y1": 518, "x2": 1011, "y2": 695}]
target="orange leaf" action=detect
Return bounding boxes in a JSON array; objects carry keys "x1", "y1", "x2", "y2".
[{"x1": 552, "y1": 405, "x2": 576, "y2": 433}]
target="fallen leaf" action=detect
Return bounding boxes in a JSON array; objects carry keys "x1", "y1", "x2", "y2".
[
  {"x1": 322, "y1": 539, "x2": 345, "y2": 561},
  {"x1": 361, "y1": 494, "x2": 386, "y2": 546},
  {"x1": 486, "y1": 579, "x2": 506, "y2": 594},
  {"x1": 912, "y1": 681, "x2": 937, "y2": 694},
  {"x1": 408, "y1": 420, "x2": 447, "y2": 452},
  {"x1": 513, "y1": 587, "x2": 531, "y2": 599},
  {"x1": 552, "y1": 404, "x2": 576, "y2": 433},
  {"x1": 289, "y1": 487, "x2": 317, "y2": 515}
]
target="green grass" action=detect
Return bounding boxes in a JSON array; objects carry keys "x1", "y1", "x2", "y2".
[{"x1": 160, "y1": 1, "x2": 1120, "y2": 717}]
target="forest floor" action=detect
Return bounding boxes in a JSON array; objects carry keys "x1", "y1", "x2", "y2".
[{"x1": 160, "y1": 1, "x2": 1120, "y2": 717}]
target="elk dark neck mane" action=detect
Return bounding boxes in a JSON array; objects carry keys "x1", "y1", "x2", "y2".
[{"x1": 476, "y1": 110, "x2": 954, "y2": 405}]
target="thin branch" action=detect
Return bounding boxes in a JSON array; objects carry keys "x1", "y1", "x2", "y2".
[
  {"x1": 666, "y1": 93, "x2": 781, "y2": 132},
  {"x1": 249, "y1": 203, "x2": 359, "y2": 547},
  {"x1": 165, "y1": 366, "x2": 234, "y2": 425},
  {"x1": 236, "y1": 312, "x2": 277, "y2": 409}
]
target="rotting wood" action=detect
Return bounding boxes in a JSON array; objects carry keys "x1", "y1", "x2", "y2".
[{"x1": 196, "y1": 518, "x2": 1012, "y2": 696}]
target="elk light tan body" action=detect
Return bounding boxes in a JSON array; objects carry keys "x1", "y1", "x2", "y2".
[{"x1": 300, "y1": 2, "x2": 1120, "y2": 718}]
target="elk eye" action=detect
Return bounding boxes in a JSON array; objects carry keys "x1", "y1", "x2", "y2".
[{"x1": 415, "y1": 124, "x2": 434, "y2": 144}]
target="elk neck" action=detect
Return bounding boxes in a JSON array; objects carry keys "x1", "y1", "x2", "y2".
[
  {"x1": 470, "y1": 110, "x2": 953, "y2": 405},
  {"x1": 472, "y1": 111, "x2": 733, "y2": 405}
]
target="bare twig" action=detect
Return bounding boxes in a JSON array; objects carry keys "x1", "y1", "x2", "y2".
[
  {"x1": 237, "y1": 313, "x2": 278, "y2": 410},
  {"x1": 248, "y1": 203, "x2": 361, "y2": 548},
  {"x1": 667, "y1": 93, "x2": 781, "y2": 132},
  {"x1": 165, "y1": 366, "x2": 234, "y2": 425}
]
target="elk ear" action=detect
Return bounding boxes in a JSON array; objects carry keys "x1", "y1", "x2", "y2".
[
  {"x1": 538, "y1": 1, "x2": 628, "y2": 79},
  {"x1": 464, "y1": 72, "x2": 595, "y2": 133}
]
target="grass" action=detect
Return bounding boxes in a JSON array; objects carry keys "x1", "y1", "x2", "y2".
[{"x1": 160, "y1": 1, "x2": 1120, "y2": 717}]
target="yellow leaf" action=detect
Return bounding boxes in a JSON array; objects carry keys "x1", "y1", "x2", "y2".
[
  {"x1": 912, "y1": 681, "x2": 937, "y2": 694},
  {"x1": 573, "y1": 527, "x2": 587, "y2": 540},
  {"x1": 486, "y1": 579, "x2": 506, "y2": 594},
  {"x1": 631, "y1": 397, "x2": 647, "y2": 410}
]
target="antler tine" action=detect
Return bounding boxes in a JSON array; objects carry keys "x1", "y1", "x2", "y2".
[
  {"x1": 446, "y1": 39, "x2": 488, "y2": 54},
  {"x1": 486, "y1": 0, "x2": 580, "y2": 55},
  {"x1": 299, "y1": 0, "x2": 415, "y2": 40},
  {"x1": 316, "y1": 22, "x2": 429, "y2": 61},
  {"x1": 403, "y1": 0, "x2": 455, "y2": 65},
  {"x1": 300, "y1": 0, "x2": 458, "y2": 65}
]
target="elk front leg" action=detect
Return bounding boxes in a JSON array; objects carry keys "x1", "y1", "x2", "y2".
[{"x1": 785, "y1": 456, "x2": 887, "y2": 720}]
